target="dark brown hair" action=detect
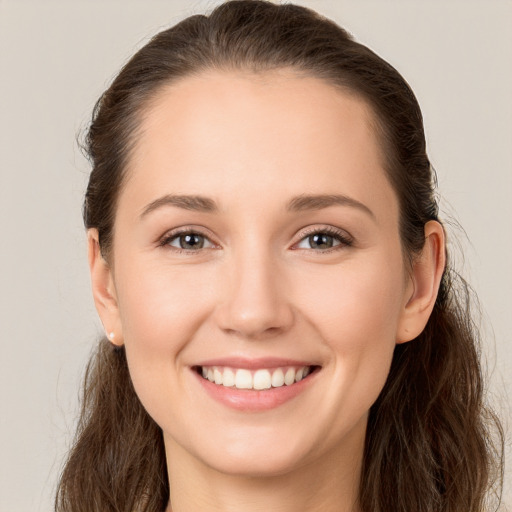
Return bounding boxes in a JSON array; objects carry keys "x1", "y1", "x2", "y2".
[{"x1": 56, "y1": 1, "x2": 503, "y2": 511}]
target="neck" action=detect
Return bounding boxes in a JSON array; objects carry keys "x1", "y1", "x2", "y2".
[{"x1": 164, "y1": 429, "x2": 364, "y2": 512}]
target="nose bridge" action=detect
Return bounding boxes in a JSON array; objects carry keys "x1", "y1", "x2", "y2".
[{"x1": 215, "y1": 235, "x2": 293, "y2": 338}]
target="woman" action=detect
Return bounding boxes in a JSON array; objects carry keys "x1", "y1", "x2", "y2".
[{"x1": 56, "y1": 1, "x2": 503, "y2": 511}]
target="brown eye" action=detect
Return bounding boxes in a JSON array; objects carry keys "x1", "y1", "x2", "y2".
[
  {"x1": 307, "y1": 233, "x2": 336, "y2": 249},
  {"x1": 163, "y1": 231, "x2": 215, "y2": 251},
  {"x1": 178, "y1": 233, "x2": 205, "y2": 250},
  {"x1": 295, "y1": 228, "x2": 352, "y2": 251}
]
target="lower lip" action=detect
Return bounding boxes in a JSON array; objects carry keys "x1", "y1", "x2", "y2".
[{"x1": 193, "y1": 369, "x2": 319, "y2": 412}]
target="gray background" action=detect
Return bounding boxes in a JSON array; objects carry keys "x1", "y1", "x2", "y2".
[{"x1": 1, "y1": 1, "x2": 510, "y2": 510}]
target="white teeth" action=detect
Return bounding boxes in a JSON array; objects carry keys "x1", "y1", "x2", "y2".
[
  {"x1": 200, "y1": 365, "x2": 314, "y2": 390},
  {"x1": 235, "y1": 369, "x2": 253, "y2": 389},
  {"x1": 253, "y1": 369, "x2": 272, "y2": 390},
  {"x1": 271, "y1": 368, "x2": 285, "y2": 387},
  {"x1": 213, "y1": 368, "x2": 223, "y2": 385},
  {"x1": 223, "y1": 368, "x2": 235, "y2": 387},
  {"x1": 284, "y1": 368, "x2": 295, "y2": 386}
]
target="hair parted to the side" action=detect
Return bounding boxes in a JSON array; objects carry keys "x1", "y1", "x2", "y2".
[{"x1": 57, "y1": 1, "x2": 504, "y2": 511}]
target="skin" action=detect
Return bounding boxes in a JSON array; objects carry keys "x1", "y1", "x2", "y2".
[{"x1": 89, "y1": 69, "x2": 445, "y2": 512}]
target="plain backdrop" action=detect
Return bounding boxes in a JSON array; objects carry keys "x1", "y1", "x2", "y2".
[{"x1": 1, "y1": 1, "x2": 511, "y2": 510}]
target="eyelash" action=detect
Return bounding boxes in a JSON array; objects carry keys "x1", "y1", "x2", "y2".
[
  {"x1": 158, "y1": 228, "x2": 217, "y2": 255},
  {"x1": 296, "y1": 226, "x2": 354, "y2": 253},
  {"x1": 158, "y1": 226, "x2": 353, "y2": 255}
]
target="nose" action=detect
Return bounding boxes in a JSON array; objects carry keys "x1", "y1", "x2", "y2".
[{"x1": 213, "y1": 247, "x2": 294, "y2": 340}]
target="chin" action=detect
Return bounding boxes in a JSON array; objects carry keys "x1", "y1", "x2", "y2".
[
  {"x1": 187, "y1": 426, "x2": 319, "y2": 478},
  {"x1": 207, "y1": 449, "x2": 309, "y2": 478}
]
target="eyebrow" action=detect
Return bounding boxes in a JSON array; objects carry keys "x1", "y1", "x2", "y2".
[
  {"x1": 140, "y1": 194, "x2": 218, "y2": 217},
  {"x1": 286, "y1": 194, "x2": 375, "y2": 218},
  {"x1": 140, "y1": 193, "x2": 375, "y2": 219}
]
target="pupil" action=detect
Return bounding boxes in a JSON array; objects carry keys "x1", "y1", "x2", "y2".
[
  {"x1": 309, "y1": 233, "x2": 333, "y2": 249},
  {"x1": 180, "y1": 234, "x2": 204, "y2": 249}
]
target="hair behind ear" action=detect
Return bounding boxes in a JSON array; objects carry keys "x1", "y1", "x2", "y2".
[
  {"x1": 55, "y1": 340, "x2": 168, "y2": 512},
  {"x1": 361, "y1": 264, "x2": 504, "y2": 512}
]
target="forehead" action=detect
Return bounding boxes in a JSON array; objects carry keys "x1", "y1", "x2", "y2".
[
  {"x1": 122, "y1": 69, "x2": 397, "y2": 223},
  {"x1": 135, "y1": 69, "x2": 380, "y2": 166}
]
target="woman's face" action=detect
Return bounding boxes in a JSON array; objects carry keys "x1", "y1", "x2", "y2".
[{"x1": 101, "y1": 70, "x2": 417, "y2": 476}]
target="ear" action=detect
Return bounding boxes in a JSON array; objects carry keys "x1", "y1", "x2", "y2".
[
  {"x1": 88, "y1": 229, "x2": 123, "y2": 346},
  {"x1": 396, "y1": 220, "x2": 446, "y2": 344}
]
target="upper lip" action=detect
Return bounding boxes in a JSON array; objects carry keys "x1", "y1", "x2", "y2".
[{"x1": 194, "y1": 357, "x2": 319, "y2": 369}]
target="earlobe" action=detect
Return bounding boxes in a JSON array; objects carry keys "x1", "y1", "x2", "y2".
[
  {"x1": 87, "y1": 229, "x2": 124, "y2": 346},
  {"x1": 396, "y1": 220, "x2": 446, "y2": 344}
]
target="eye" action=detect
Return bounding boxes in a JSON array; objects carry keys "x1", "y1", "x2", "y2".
[
  {"x1": 294, "y1": 227, "x2": 353, "y2": 251},
  {"x1": 160, "y1": 230, "x2": 216, "y2": 252}
]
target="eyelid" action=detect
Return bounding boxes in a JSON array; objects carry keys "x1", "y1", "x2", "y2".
[
  {"x1": 158, "y1": 224, "x2": 354, "y2": 253},
  {"x1": 292, "y1": 225, "x2": 354, "y2": 251},
  {"x1": 158, "y1": 226, "x2": 218, "y2": 252}
]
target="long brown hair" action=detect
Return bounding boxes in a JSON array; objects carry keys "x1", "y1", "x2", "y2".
[{"x1": 56, "y1": 1, "x2": 503, "y2": 511}]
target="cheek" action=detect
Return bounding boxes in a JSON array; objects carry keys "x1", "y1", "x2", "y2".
[
  {"x1": 298, "y1": 253, "x2": 406, "y2": 345},
  {"x1": 295, "y1": 252, "x2": 405, "y2": 413},
  {"x1": 116, "y1": 261, "x2": 214, "y2": 352},
  {"x1": 114, "y1": 261, "x2": 217, "y2": 424}
]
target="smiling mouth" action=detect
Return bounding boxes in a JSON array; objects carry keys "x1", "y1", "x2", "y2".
[{"x1": 193, "y1": 365, "x2": 320, "y2": 391}]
